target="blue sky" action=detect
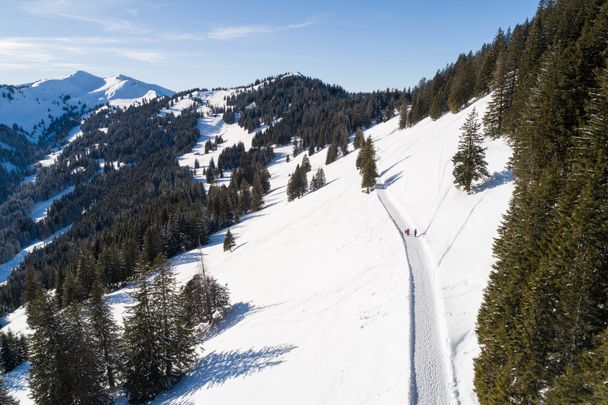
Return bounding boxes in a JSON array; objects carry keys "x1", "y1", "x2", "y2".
[{"x1": 0, "y1": 0, "x2": 538, "y2": 92}]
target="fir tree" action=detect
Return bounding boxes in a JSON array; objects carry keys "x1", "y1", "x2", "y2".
[
  {"x1": 483, "y1": 51, "x2": 515, "y2": 138},
  {"x1": 61, "y1": 303, "x2": 109, "y2": 404},
  {"x1": 325, "y1": 142, "x2": 338, "y2": 165},
  {"x1": 358, "y1": 136, "x2": 378, "y2": 193},
  {"x1": 301, "y1": 154, "x2": 311, "y2": 172},
  {"x1": 223, "y1": 229, "x2": 236, "y2": 252},
  {"x1": 399, "y1": 102, "x2": 410, "y2": 129},
  {"x1": 339, "y1": 127, "x2": 349, "y2": 156},
  {"x1": 88, "y1": 270, "x2": 121, "y2": 389},
  {"x1": 150, "y1": 255, "x2": 195, "y2": 379},
  {"x1": 353, "y1": 128, "x2": 365, "y2": 149},
  {"x1": 206, "y1": 158, "x2": 216, "y2": 184},
  {"x1": 251, "y1": 173, "x2": 264, "y2": 211},
  {"x1": 238, "y1": 181, "x2": 252, "y2": 214},
  {"x1": 287, "y1": 164, "x2": 308, "y2": 201},
  {"x1": 123, "y1": 260, "x2": 164, "y2": 404},
  {"x1": 452, "y1": 108, "x2": 489, "y2": 193},
  {"x1": 310, "y1": 168, "x2": 326, "y2": 191},
  {"x1": 27, "y1": 288, "x2": 65, "y2": 405}
]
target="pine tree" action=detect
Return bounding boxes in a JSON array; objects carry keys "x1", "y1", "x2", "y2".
[
  {"x1": 123, "y1": 260, "x2": 164, "y2": 404},
  {"x1": 287, "y1": 164, "x2": 308, "y2": 201},
  {"x1": 238, "y1": 181, "x2": 251, "y2": 214},
  {"x1": 339, "y1": 127, "x2": 349, "y2": 156},
  {"x1": 88, "y1": 269, "x2": 121, "y2": 389},
  {"x1": 301, "y1": 154, "x2": 311, "y2": 172},
  {"x1": 353, "y1": 128, "x2": 365, "y2": 149},
  {"x1": 310, "y1": 168, "x2": 326, "y2": 191},
  {"x1": 27, "y1": 288, "x2": 66, "y2": 405},
  {"x1": 358, "y1": 136, "x2": 378, "y2": 193},
  {"x1": 223, "y1": 229, "x2": 236, "y2": 252},
  {"x1": 206, "y1": 158, "x2": 216, "y2": 184},
  {"x1": 0, "y1": 330, "x2": 27, "y2": 373},
  {"x1": 61, "y1": 303, "x2": 109, "y2": 404},
  {"x1": 452, "y1": 108, "x2": 489, "y2": 193},
  {"x1": 251, "y1": 173, "x2": 264, "y2": 211},
  {"x1": 325, "y1": 142, "x2": 338, "y2": 165},
  {"x1": 182, "y1": 269, "x2": 230, "y2": 328},
  {"x1": 150, "y1": 255, "x2": 195, "y2": 379},
  {"x1": 483, "y1": 51, "x2": 515, "y2": 138},
  {"x1": 399, "y1": 102, "x2": 410, "y2": 129}
]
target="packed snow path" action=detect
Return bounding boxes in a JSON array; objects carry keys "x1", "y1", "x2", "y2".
[{"x1": 376, "y1": 182, "x2": 453, "y2": 405}]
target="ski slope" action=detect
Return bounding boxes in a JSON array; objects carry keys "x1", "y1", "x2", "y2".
[{"x1": 3, "y1": 91, "x2": 512, "y2": 404}]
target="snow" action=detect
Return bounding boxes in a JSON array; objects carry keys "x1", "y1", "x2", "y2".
[
  {"x1": 30, "y1": 186, "x2": 74, "y2": 223},
  {"x1": 4, "y1": 363, "x2": 32, "y2": 405},
  {"x1": 0, "y1": 71, "x2": 174, "y2": 138},
  {"x1": 0, "y1": 226, "x2": 72, "y2": 284},
  {"x1": 0, "y1": 307, "x2": 30, "y2": 336},
  {"x1": 177, "y1": 115, "x2": 252, "y2": 187},
  {"x1": 130, "y1": 141, "x2": 410, "y2": 405},
  {"x1": 370, "y1": 94, "x2": 513, "y2": 404},
  {"x1": 0, "y1": 90, "x2": 512, "y2": 405}
]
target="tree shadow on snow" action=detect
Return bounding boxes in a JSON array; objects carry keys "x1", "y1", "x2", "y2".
[
  {"x1": 379, "y1": 155, "x2": 410, "y2": 177},
  {"x1": 474, "y1": 169, "x2": 513, "y2": 193},
  {"x1": 205, "y1": 301, "x2": 280, "y2": 340},
  {"x1": 153, "y1": 344, "x2": 297, "y2": 402},
  {"x1": 384, "y1": 172, "x2": 403, "y2": 188}
]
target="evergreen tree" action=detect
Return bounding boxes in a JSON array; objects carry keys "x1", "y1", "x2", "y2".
[
  {"x1": 301, "y1": 154, "x2": 311, "y2": 172},
  {"x1": 182, "y1": 268, "x2": 230, "y2": 327},
  {"x1": 27, "y1": 288, "x2": 66, "y2": 405},
  {"x1": 88, "y1": 270, "x2": 121, "y2": 389},
  {"x1": 353, "y1": 128, "x2": 365, "y2": 149},
  {"x1": 399, "y1": 102, "x2": 410, "y2": 129},
  {"x1": 325, "y1": 142, "x2": 338, "y2": 165},
  {"x1": 0, "y1": 330, "x2": 27, "y2": 373},
  {"x1": 339, "y1": 127, "x2": 349, "y2": 156},
  {"x1": 287, "y1": 164, "x2": 308, "y2": 201},
  {"x1": 251, "y1": 173, "x2": 264, "y2": 211},
  {"x1": 206, "y1": 158, "x2": 216, "y2": 184},
  {"x1": 483, "y1": 51, "x2": 515, "y2": 138},
  {"x1": 123, "y1": 260, "x2": 164, "y2": 404},
  {"x1": 223, "y1": 229, "x2": 236, "y2": 252},
  {"x1": 358, "y1": 136, "x2": 378, "y2": 193},
  {"x1": 61, "y1": 303, "x2": 109, "y2": 404},
  {"x1": 452, "y1": 108, "x2": 489, "y2": 193},
  {"x1": 238, "y1": 181, "x2": 252, "y2": 214},
  {"x1": 310, "y1": 168, "x2": 326, "y2": 191},
  {"x1": 150, "y1": 255, "x2": 195, "y2": 379}
]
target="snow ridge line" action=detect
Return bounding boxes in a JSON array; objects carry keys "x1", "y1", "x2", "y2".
[{"x1": 376, "y1": 182, "x2": 454, "y2": 405}]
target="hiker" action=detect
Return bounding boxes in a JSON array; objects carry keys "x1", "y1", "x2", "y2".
[
  {"x1": 414, "y1": 229, "x2": 417, "y2": 237},
  {"x1": 404, "y1": 228, "x2": 410, "y2": 236}
]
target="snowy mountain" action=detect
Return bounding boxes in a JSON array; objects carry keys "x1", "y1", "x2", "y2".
[
  {"x1": 2, "y1": 89, "x2": 512, "y2": 404},
  {"x1": 0, "y1": 71, "x2": 174, "y2": 139}
]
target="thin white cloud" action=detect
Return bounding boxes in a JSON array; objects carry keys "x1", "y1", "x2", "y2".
[
  {"x1": 209, "y1": 19, "x2": 317, "y2": 40},
  {"x1": 119, "y1": 49, "x2": 165, "y2": 63},
  {"x1": 19, "y1": 0, "x2": 149, "y2": 34}
]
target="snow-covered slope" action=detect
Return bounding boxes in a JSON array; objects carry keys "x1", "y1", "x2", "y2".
[
  {"x1": 3, "y1": 92, "x2": 512, "y2": 404},
  {"x1": 0, "y1": 71, "x2": 174, "y2": 138},
  {"x1": 371, "y1": 95, "x2": 513, "y2": 403}
]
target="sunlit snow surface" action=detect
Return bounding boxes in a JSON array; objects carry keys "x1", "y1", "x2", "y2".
[{"x1": 3, "y1": 92, "x2": 512, "y2": 405}]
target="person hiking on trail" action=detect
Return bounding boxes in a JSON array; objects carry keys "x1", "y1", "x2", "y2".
[
  {"x1": 405, "y1": 228, "x2": 410, "y2": 236},
  {"x1": 414, "y1": 229, "x2": 417, "y2": 237}
]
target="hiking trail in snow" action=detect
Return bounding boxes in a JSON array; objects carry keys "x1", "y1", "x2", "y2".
[{"x1": 376, "y1": 181, "x2": 454, "y2": 405}]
